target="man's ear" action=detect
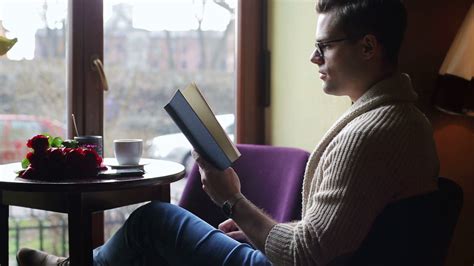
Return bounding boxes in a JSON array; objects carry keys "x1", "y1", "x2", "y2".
[{"x1": 360, "y1": 34, "x2": 378, "y2": 60}]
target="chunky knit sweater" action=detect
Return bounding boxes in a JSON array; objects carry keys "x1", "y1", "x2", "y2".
[{"x1": 264, "y1": 73, "x2": 439, "y2": 266}]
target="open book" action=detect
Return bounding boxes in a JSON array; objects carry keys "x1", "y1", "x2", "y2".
[{"x1": 164, "y1": 83, "x2": 241, "y2": 170}]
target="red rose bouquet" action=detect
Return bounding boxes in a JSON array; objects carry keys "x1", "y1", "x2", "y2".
[{"x1": 18, "y1": 134, "x2": 105, "y2": 180}]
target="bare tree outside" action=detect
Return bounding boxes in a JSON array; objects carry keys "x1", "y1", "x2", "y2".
[
  {"x1": 103, "y1": 0, "x2": 236, "y2": 157},
  {"x1": 102, "y1": 0, "x2": 237, "y2": 238},
  {"x1": 1, "y1": 0, "x2": 236, "y2": 262}
]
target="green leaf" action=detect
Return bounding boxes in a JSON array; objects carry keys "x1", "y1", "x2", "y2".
[
  {"x1": 51, "y1": 137, "x2": 63, "y2": 147},
  {"x1": 44, "y1": 134, "x2": 53, "y2": 147},
  {"x1": 21, "y1": 158, "x2": 30, "y2": 169},
  {"x1": 62, "y1": 139, "x2": 79, "y2": 148}
]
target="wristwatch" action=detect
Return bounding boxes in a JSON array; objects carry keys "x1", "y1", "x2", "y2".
[{"x1": 222, "y1": 193, "x2": 245, "y2": 218}]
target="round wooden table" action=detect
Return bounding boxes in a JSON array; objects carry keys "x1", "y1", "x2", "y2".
[{"x1": 0, "y1": 158, "x2": 185, "y2": 266}]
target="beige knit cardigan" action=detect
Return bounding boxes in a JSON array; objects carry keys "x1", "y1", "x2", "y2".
[{"x1": 264, "y1": 73, "x2": 439, "y2": 266}]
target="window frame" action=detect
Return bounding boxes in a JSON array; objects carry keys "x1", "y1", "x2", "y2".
[
  {"x1": 67, "y1": 0, "x2": 266, "y2": 246},
  {"x1": 236, "y1": 0, "x2": 268, "y2": 144},
  {"x1": 67, "y1": 0, "x2": 105, "y2": 246}
]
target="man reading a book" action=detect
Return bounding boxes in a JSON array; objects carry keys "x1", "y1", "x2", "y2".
[{"x1": 17, "y1": 0, "x2": 440, "y2": 265}]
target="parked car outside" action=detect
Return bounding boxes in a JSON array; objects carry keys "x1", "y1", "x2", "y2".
[
  {"x1": 0, "y1": 114, "x2": 65, "y2": 164},
  {"x1": 145, "y1": 114, "x2": 235, "y2": 173}
]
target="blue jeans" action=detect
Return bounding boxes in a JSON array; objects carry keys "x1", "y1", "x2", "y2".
[{"x1": 93, "y1": 201, "x2": 272, "y2": 266}]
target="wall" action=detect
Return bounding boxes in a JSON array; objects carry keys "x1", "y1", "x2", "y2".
[
  {"x1": 433, "y1": 115, "x2": 474, "y2": 266},
  {"x1": 268, "y1": 0, "x2": 473, "y2": 265},
  {"x1": 267, "y1": 0, "x2": 350, "y2": 151},
  {"x1": 400, "y1": 1, "x2": 473, "y2": 265}
]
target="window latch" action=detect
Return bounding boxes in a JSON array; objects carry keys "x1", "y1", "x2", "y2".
[{"x1": 91, "y1": 56, "x2": 109, "y2": 91}]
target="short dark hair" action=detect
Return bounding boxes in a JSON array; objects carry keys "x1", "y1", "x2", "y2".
[{"x1": 316, "y1": 0, "x2": 407, "y2": 64}]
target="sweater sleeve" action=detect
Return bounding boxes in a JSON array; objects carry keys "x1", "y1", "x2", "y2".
[{"x1": 264, "y1": 114, "x2": 415, "y2": 265}]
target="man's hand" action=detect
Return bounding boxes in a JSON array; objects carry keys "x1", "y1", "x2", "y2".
[
  {"x1": 193, "y1": 150, "x2": 277, "y2": 252},
  {"x1": 218, "y1": 219, "x2": 249, "y2": 243},
  {"x1": 192, "y1": 151, "x2": 241, "y2": 206}
]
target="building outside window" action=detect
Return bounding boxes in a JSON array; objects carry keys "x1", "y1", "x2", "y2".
[{"x1": 0, "y1": 0, "x2": 236, "y2": 264}]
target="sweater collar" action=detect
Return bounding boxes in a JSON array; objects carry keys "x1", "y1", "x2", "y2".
[
  {"x1": 302, "y1": 73, "x2": 418, "y2": 212},
  {"x1": 349, "y1": 72, "x2": 417, "y2": 113},
  {"x1": 323, "y1": 72, "x2": 417, "y2": 147},
  {"x1": 325, "y1": 72, "x2": 417, "y2": 143}
]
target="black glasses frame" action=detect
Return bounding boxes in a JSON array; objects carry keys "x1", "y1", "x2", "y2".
[{"x1": 315, "y1": 37, "x2": 350, "y2": 59}]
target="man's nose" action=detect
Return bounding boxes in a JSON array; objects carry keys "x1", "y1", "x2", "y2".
[{"x1": 310, "y1": 49, "x2": 324, "y2": 65}]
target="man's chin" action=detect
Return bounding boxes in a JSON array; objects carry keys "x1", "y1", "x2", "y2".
[
  {"x1": 322, "y1": 85, "x2": 345, "y2": 97},
  {"x1": 322, "y1": 85, "x2": 335, "y2": 95}
]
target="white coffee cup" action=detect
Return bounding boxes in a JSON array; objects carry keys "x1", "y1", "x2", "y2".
[{"x1": 114, "y1": 139, "x2": 143, "y2": 165}]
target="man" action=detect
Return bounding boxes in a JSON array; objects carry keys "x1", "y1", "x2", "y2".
[{"x1": 17, "y1": 0, "x2": 439, "y2": 265}]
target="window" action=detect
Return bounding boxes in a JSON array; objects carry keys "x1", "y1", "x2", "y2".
[
  {"x1": 101, "y1": 0, "x2": 237, "y2": 238},
  {"x1": 0, "y1": 0, "x2": 68, "y2": 263},
  {"x1": 2, "y1": 0, "x2": 265, "y2": 263}
]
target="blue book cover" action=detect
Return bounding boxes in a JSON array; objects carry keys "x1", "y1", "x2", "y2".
[{"x1": 164, "y1": 85, "x2": 240, "y2": 170}]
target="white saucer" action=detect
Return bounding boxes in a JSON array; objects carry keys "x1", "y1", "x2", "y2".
[{"x1": 104, "y1": 158, "x2": 151, "y2": 169}]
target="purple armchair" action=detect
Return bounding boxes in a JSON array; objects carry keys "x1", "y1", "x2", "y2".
[{"x1": 178, "y1": 144, "x2": 310, "y2": 228}]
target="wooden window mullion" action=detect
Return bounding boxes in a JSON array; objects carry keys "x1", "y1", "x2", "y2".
[
  {"x1": 236, "y1": 0, "x2": 268, "y2": 144},
  {"x1": 67, "y1": 0, "x2": 104, "y2": 247}
]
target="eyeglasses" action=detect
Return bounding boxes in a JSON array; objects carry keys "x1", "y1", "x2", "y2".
[{"x1": 314, "y1": 37, "x2": 350, "y2": 59}]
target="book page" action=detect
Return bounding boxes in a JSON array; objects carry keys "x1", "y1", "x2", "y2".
[{"x1": 181, "y1": 83, "x2": 240, "y2": 161}]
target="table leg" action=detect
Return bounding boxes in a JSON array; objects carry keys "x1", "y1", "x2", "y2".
[
  {"x1": 158, "y1": 184, "x2": 170, "y2": 202},
  {"x1": 0, "y1": 201, "x2": 9, "y2": 266},
  {"x1": 68, "y1": 194, "x2": 92, "y2": 266},
  {"x1": 91, "y1": 213, "x2": 104, "y2": 248}
]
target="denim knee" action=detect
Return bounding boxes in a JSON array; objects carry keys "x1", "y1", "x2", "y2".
[{"x1": 133, "y1": 201, "x2": 186, "y2": 224}]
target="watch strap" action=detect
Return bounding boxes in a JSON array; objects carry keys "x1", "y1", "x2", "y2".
[{"x1": 222, "y1": 193, "x2": 245, "y2": 218}]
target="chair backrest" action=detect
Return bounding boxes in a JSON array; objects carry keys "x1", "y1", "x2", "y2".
[
  {"x1": 348, "y1": 177, "x2": 463, "y2": 266},
  {"x1": 178, "y1": 144, "x2": 310, "y2": 227}
]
